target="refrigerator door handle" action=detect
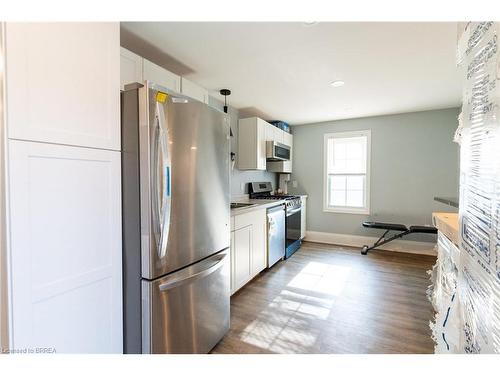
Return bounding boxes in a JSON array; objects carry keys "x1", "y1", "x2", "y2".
[
  {"x1": 158, "y1": 253, "x2": 227, "y2": 292},
  {"x1": 151, "y1": 99, "x2": 172, "y2": 260}
]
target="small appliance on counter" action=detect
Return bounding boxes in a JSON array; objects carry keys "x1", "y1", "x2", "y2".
[
  {"x1": 278, "y1": 174, "x2": 291, "y2": 194},
  {"x1": 249, "y1": 182, "x2": 302, "y2": 258}
]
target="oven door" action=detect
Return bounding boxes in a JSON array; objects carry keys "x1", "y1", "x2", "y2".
[{"x1": 286, "y1": 206, "x2": 302, "y2": 247}]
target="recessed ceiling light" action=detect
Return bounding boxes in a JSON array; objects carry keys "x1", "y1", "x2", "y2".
[
  {"x1": 303, "y1": 21, "x2": 318, "y2": 27},
  {"x1": 330, "y1": 80, "x2": 345, "y2": 87}
]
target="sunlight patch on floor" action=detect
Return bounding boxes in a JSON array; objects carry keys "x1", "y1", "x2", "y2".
[
  {"x1": 287, "y1": 261, "x2": 351, "y2": 297},
  {"x1": 238, "y1": 261, "x2": 352, "y2": 353}
]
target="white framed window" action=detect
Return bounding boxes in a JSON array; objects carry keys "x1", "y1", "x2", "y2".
[{"x1": 323, "y1": 130, "x2": 371, "y2": 214}]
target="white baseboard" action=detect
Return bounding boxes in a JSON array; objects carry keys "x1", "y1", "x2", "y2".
[{"x1": 304, "y1": 230, "x2": 437, "y2": 256}]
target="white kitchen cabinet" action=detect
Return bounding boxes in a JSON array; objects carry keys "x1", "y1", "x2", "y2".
[
  {"x1": 264, "y1": 123, "x2": 293, "y2": 173},
  {"x1": 143, "y1": 59, "x2": 181, "y2": 93},
  {"x1": 273, "y1": 126, "x2": 284, "y2": 144},
  {"x1": 238, "y1": 117, "x2": 267, "y2": 170},
  {"x1": 230, "y1": 209, "x2": 267, "y2": 294},
  {"x1": 300, "y1": 196, "x2": 307, "y2": 239},
  {"x1": 239, "y1": 117, "x2": 294, "y2": 172},
  {"x1": 264, "y1": 122, "x2": 275, "y2": 142},
  {"x1": 120, "y1": 47, "x2": 143, "y2": 90},
  {"x1": 283, "y1": 132, "x2": 293, "y2": 171},
  {"x1": 264, "y1": 121, "x2": 285, "y2": 145},
  {"x1": 5, "y1": 23, "x2": 120, "y2": 150},
  {"x1": 232, "y1": 225, "x2": 252, "y2": 293},
  {"x1": 283, "y1": 131, "x2": 293, "y2": 148},
  {"x1": 7, "y1": 140, "x2": 122, "y2": 353},
  {"x1": 180, "y1": 77, "x2": 209, "y2": 103},
  {"x1": 267, "y1": 160, "x2": 292, "y2": 173}
]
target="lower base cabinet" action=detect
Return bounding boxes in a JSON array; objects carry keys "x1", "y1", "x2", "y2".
[
  {"x1": 230, "y1": 209, "x2": 266, "y2": 295},
  {"x1": 7, "y1": 140, "x2": 123, "y2": 353},
  {"x1": 232, "y1": 226, "x2": 252, "y2": 292}
]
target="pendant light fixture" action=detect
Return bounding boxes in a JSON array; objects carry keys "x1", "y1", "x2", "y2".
[
  {"x1": 220, "y1": 89, "x2": 231, "y2": 114},
  {"x1": 219, "y1": 89, "x2": 232, "y2": 138},
  {"x1": 220, "y1": 88, "x2": 235, "y2": 162}
]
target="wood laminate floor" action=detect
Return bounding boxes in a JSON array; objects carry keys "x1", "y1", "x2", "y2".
[{"x1": 212, "y1": 241, "x2": 436, "y2": 354}]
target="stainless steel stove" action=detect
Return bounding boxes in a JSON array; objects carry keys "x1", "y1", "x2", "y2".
[{"x1": 249, "y1": 182, "x2": 302, "y2": 259}]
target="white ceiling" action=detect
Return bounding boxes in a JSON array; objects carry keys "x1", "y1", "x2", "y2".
[{"x1": 121, "y1": 22, "x2": 462, "y2": 125}]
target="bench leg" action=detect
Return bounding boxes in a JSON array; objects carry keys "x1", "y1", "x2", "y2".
[{"x1": 361, "y1": 229, "x2": 411, "y2": 255}]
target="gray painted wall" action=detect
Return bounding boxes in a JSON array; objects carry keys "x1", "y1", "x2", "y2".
[
  {"x1": 288, "y1": 108, "x2": 460, "y2": 242},
  {"x1": 208, "y1": 96, "x2": 277, "y2": 197}
]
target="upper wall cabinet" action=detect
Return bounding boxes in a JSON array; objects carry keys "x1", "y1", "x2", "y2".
[
  {"x1": 5, "y1": 23, "x2": 120, "y2": 150},
  {"x1": 180, "y1": 77, "x2": 209, "y2": 104},
  {"x1": 239, "y1": 117, "x2": 293, "y2": 171},
  {"x1": 238, "y1": 117, "x2": 267, "y2": 170},
  {"x1": 283, "y1": 131, "x2": 293, "y2": 148},
  {"x1": 121, "y1": 49, "x2": 207, "y2": 105},
  {"x1": 143, "y1": 59, "x2": 181, "y2": 93},
  {"x1": 120, "y1": 47, "x2": 143, "y2": 90},
  {"x1": 282, "y1": 130, "x2": 293, "y2": 166},
  {"x1": 266, "y1": 122, "x2": 284, "y2": 145}
]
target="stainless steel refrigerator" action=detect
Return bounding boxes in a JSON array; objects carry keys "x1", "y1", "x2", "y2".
[{"x1": 121, "y1": 82, "x2": 231, "y2": 354}]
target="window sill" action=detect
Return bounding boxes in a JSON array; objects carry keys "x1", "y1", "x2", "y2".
[{"x1": 323, "y1": 207, "x2": 370, "y2": 215}]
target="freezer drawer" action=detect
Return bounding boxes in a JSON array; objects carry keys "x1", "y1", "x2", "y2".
[{"x1": 142, "y1": 249, "x2": 230, "y2": 353}]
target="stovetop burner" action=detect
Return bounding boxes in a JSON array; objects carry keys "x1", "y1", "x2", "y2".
[
  {"x1": 248, "y1": 182, "x2": 302, "y2": 210},
  {"x1": 253, "y1": 194, "x2": 298, "y2": 200}
]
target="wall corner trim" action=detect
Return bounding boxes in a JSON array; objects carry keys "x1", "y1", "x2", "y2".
[{"x1": 304, "y1": 231, "x2": 437, "y2": 256}]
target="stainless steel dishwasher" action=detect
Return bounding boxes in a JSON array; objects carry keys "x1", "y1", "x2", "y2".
[{"x1": 267, "y1": 204, "x2": 286, "y2": 267}]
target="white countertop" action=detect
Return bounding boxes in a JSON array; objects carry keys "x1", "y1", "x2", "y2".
[{"x1": 230, "y1": 198, "x2": 287, "y2": 216}]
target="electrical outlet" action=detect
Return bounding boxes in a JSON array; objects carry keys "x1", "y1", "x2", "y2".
[
  {"x1": 292, "y1": 180, "x2": 298, "y2": 188},
  {"x1": 240, "y1": 182, "x2": 245, "y2": 192}
]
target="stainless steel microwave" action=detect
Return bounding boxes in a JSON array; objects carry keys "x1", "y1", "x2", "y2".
[{"x1": 266, "y1": 141, "x2": 291, "y2": 161}]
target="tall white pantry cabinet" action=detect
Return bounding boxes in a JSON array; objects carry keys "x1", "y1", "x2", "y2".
[{"x1": 1, "y1": 23, "x2": 122, "y2": 353}]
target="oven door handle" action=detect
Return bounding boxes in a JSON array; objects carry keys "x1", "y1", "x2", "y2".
[{"x1": 286, "y1": 207, "x2": 301, "y2": 216}]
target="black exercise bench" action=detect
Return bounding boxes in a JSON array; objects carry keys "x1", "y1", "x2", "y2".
[{"x1": 360, "y1": 221, "x2": 437, "y2": 255}]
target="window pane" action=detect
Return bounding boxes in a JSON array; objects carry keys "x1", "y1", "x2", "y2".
[
  {"x1": 346, "y1": 175, "x2": 364, "y2": 191},
  {"x1": 329, "y1": 136, "x2": 367, "y2": 174},
  {"x1": 325, "y1": 132, "x2": 369, "y2": 211},
  {"x1": 331, "y1": 158, "x2": 346, "y2": 173},
  {"x1": 331, "y1": 190, "x2": 346, "y2": 206},
  {"x1": 346, "y1": 190, "x2": 364, "y2": 207},
  {"x1": 333, "y1": 141, "x2": 346, "y2": 161},
  {"x1": 345, "y1": 158, "x2": 364, "y2": 172},
  {"x1": 330, "y1": 175, "x2": 346, "y2": 190},
  {"x1": 346, "y1": 138, "x2": 365, "y2": 159}
]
